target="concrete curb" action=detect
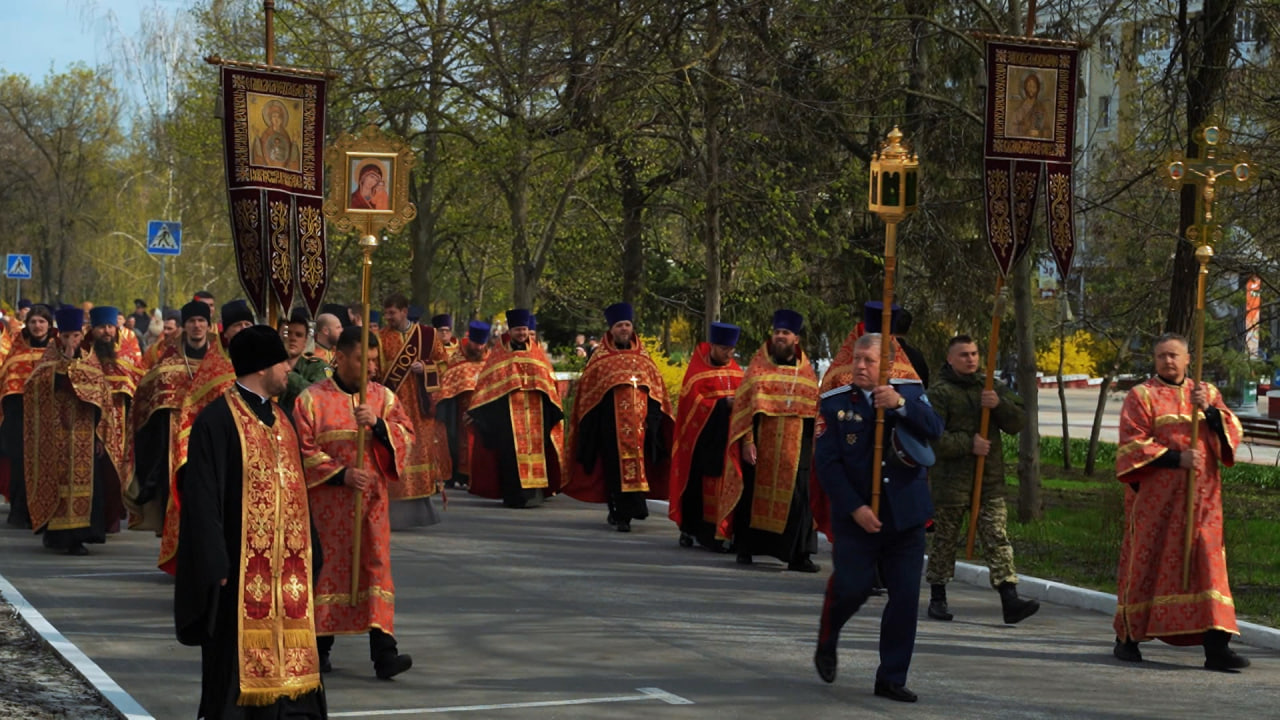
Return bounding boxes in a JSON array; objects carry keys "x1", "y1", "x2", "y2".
[
  {"x1": 648, "y1": 498, "x2": 1280, "y2": 650},
  {"x1": 0, "y1": 570, "x2": 155, "y2": 720}
]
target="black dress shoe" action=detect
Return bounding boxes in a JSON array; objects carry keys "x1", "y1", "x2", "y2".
[
  {"x1": 615, "y1": 519, "x2": 631, "y2": 533},
  {"x1": 736, "y1": 552, "x2": 752, "y2": 565},
  {"x1": 1204, "y1": 648, "x2": 1250, "y2": 671},
  {"x1": 813, "y1": 645, "x2": 837, "y2": 683},
  {"x1": 319, "y1": 655, "x2": 332, "y2": 674},
  {"x1": 374, "y1": 654, "x2": 413, "y2": 680},
  {"x1": 787, "y1": 558, "x2": 820, "y2": 573},
  {"x1": 873, "y1": 680, "x2": 918, "y2": 703},
  {"x1": 66, "y1": 543, "x2": 89, "y2": 556},
  {"x1": 1113, "y1": 638, "x2": 1142, "y2": 663},
  {"x1": 678, "y1": 532, "x2": 694, "y2": 548},
  {"x1": 606, "y1": 511, "x2": 617, "y2": 526}
]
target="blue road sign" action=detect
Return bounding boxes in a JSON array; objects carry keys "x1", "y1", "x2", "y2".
[
  {"x1": 4, "y1": 254, "x2": 31, "y2": 280},
  {"x1": 147, "y1": 221, "x2": 182, "y2": 256}
]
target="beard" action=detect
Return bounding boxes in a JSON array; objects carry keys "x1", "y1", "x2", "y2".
[
  {"x1": 611, "y1": 332, "x2": 632, "y2": 349},
  {"x1": 770, "y1": 339, "x2": 796, "y2": 363},
  {"x1": 93, "y1": 337, "x2": 117, "y2": 362}
]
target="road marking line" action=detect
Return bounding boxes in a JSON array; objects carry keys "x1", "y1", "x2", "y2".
[
  {"x1": 0, "y1": 571, "x2": 156, "y2": 720},
  {"x1": 329, "y1": 687, "x2": 694, "y2": 716}
]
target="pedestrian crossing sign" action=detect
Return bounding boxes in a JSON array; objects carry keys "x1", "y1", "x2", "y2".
[
  {"x1": 147, "y1": 221, "x2": 182, "y2": 256},
  {"x1": 4, "y1": 254, "x2": 31, "y2": 280}
]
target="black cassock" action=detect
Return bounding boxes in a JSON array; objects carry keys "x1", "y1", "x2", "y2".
[
  {"x1": 467, "y1": 381, "x2": 564, "y2": 508},
  {"x1": 732, "y1": 415, "x2": 817, "y2": 564},
  {"x1": 574, "y1": 391, "x2": 666, "y2": 522},
  {"x1": 679, "y1": 397, "x2": 732, "y2": 548},
  {"x1": 174, "y1": 384, "x2": 326, "y2": 720}
]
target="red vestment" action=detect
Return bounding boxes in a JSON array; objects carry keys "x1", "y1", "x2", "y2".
[
  {"x1": 295, "y1": 378, "x2": 414, "y2": 636},
  {"x1": 378, "y1": 323, "x2": 449, "y2": 499},
  {"x1": 134, "y1": 338, "x2": 236, "y2": 574},
  {"x1": 562, "y1": 336, "x2": 674, "y2": 503},
  {"x1": 719, "y1": 343, "x2": 819, "y2": 537},
  {"x1": 668, "y1": 343, "x2": 743, "y2": 532},
  {"x1": 466, "y1": 334, "x2": 564, "y2": 498},
  {"x1": 437, "y1": 341, "x2": 485, "y2": 483},
  {"x1": 24, "y1": 348, "x2": 121, "y2": 533},
  {"x1": 84, "y1": 352, "x2": 139, "y2": 504},
  {"x1": 1114, "y1": 377, "x2": 1244, "y2": 645}
]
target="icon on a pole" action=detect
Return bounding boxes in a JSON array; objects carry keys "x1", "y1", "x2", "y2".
[
  {"x1": 4, "y1": 254, "x2": 31, "y2": 280},
  {"x1": 147, "y1": 221, "x2": 182, "y2": 256}
]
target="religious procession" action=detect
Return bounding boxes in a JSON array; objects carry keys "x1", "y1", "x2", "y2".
[{"x1": 2, "y1": 2, "x2": 1278, "y2": 719}]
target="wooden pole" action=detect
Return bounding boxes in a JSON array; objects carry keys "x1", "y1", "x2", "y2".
[
  {"x1": 870, "y1": 221, "x2": 898, "y2": 516},
  {"x1": 350, "y1": 228, "x2": 377, "y2": 606},
  {"x1": 1183, "y1": 244, "x2": 1210, "y2": 590},
  {"x1": 264, "y1": 0, "x2": 276, "y2": 66},
  {"x1": 966, "y1": 275, "x2": 1006, "y2": 559}
]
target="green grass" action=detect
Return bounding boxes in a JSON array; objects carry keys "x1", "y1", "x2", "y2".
[{"x1": 995, "y1": 468, "x2": 1280, "y2": 627}]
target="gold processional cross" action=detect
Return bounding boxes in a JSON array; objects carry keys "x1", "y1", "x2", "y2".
[{"x1": 1163, "y1": 121, "x2": 1254, "y2": 590}]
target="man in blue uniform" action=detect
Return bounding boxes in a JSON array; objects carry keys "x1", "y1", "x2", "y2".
[{"x1": 812, "y1": 332, "x2": 942, "y2": 703}]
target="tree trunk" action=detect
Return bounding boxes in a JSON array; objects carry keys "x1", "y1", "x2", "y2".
[
  {"x1": 617, "y1": 152, "x2": 645, "y2": 305},
  {"x1": 1166, "y1": 0, "x2": 1239, "y2": 335},
  {"x1": 1013, "y1": 253, "x2": 1042, "y2": 521},
  {"x1": 1057, "y1": 300, "x2": 1070, "y2": 470},
  {"x1": 1085, "y1": 374, "x2": 1112, "y2": 476},
  {"x1": 700, "y1": 1, "x2": 724, "y2": 335},
  {"x1": 410, "y1": 176, "x2": 437, "y2": 307}
]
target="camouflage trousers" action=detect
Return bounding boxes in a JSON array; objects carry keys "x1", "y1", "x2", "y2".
[{"x1": 926, "y1": 497, "x2": 1018, "y2": 588}]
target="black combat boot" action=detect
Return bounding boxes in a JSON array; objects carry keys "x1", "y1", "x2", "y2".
[
  {"x1": 997, "y1": 582, "x2": 1040, "y2": 624},
  {"x1": 1203, "y1": 629, "x2": 1250, "y2": 671},
  {"x1": 927, "y1": 583, "x2": 953, "y2": 621}
]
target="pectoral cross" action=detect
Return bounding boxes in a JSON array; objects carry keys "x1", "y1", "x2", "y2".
[{"x1": 1166, "y1": 122, "x2": 1253, "y2": 245}]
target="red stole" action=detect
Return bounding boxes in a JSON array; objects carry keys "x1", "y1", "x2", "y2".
[{"x1": 668, "y1": 343, "x2": 743, "y2": 529}]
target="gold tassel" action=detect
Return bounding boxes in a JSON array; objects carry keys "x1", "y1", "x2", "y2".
[
  {"x1": 242, "y1": 629, "x2": 274, "y2": 649},
  {"x1": 284, "y1": 629, "x2": 316, "y2": 649},
  {"x1": 237, "y1": 679, "x2": 321, "y2": 706}
]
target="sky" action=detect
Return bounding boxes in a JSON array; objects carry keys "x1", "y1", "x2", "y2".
[{"x1": 0, "y1": 0, "x2": 192, "y2": 83}]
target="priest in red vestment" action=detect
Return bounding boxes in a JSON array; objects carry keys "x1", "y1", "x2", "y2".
[
  {"x1": 668, "y1": 322, "x2": 743, "y2": 551},
  {"x1": 563, "y1": 302, "x2": 674, "y2": 532},
  {"x1": 295, "y1": 326, "x2": 415, "y2": 680},
  {"x1": 24, "y1": 306, "x2": 123, "y2": 556},
  {"x1": 466, "y1": 310, "x2": 565, "y2": 508},
  {"x1": 175, "y1": 325, "x2": 326, "y2": 719},
  {"x1": 1, "y1": 304, "x2": 53, "y2": 528},
  {"x1": 84, "y1": 307, "x2": 140, "y2": 527},
  {"x1": 720, "y1": 310, "x2": 820, "y2": 571},
  {"x1": 377, "y1": 294, "x2": 449, "y2": 521},
  {"x1": 437, "y1": 321, "x2": 490, "y2": 491},
  {"x1": 1113, "y1": 333, "x2": 1248, "y2": 671},
  {"x1": 132, "y1": 300, "x2": 237, "y2": 574}
]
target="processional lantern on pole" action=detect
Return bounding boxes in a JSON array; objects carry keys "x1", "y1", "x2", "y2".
[
  {"x1": 322, "y1": 125, "x2": 418, "y2": 605},
  {"x1": 866, "y1": 126, "x2": 919, "y2": 516},
  {"x1": 1163, "y1": 120, "x2": 1253, "y2": 591}
]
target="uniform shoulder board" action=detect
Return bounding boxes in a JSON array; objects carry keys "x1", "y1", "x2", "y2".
[{"x1": 820, "y1": 385, "x2": 853, "y2": 400}]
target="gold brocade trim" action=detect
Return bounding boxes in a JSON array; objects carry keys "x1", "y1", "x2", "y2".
[
  {"x1": 316, "y1": 430, "x2": 359, "y2": 444},
  {"x1": 315, "y1": 586, "x2": 395, "y2": 605},
  {"x1": 1154, "y1": 413, "x2": 1199, "y2": 427},
  {"x1": 303, "y1": 452, "x2": 333, "y2": 470},
  {"x1": 1116, "y1": 588, "x2": 1235, "y2": 613},
  {"x1": 227, "y1": 388, "x2": 320, "y2": 705},
  {"x1": 306, "y1": 464, "x2": 342, "y2": 489}
]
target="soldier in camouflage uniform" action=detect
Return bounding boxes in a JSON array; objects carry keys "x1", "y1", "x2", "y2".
[{"x1": 925, "y1": 335, "x2": 1039, "y2": 624}]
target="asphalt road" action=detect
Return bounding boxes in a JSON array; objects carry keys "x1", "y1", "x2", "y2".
[{"x1": 1, "y1": 494, "x2": 1277, "y2": 720}]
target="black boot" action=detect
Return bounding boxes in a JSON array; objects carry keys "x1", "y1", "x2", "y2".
[
  {"x1": 1204, "y1": 629, "x2": 1250, "y2": 671},
  {"x1": 927, "y1": 583, "x2": 953, "y2": 621},
  {"x1": 997, "y1": 582, "x2": 1039, "y2": 624},
  {"x1": 1113, "y1": 637, "x2": 1142, "y2": 663}
]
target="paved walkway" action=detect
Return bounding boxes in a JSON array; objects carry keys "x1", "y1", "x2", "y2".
[{"x1": 2, "y1": 494, "x2": 1277, "y2": 719}]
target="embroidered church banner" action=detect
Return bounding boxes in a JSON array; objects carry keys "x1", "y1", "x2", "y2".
[
  {"x1": 220, "y1": 67, "x2": 328, "y2": 317},
  {"x1": 983, "y1": 39, "x2": 1079, "y2": 278}
]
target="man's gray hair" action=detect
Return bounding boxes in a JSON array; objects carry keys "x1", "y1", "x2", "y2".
[
  {"x1": 1153, "y1": 332, "x2": 1190, "y2": 351},
  {"x1": 854, "y1": 332, "x2": 882, "y2": 351}
]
